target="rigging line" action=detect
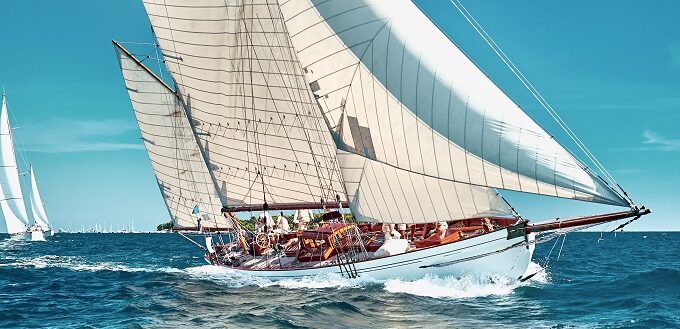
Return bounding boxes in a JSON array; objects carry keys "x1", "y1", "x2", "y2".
[
  {"x1": 262, "y1": 5, "x2": 338, "y2": 202},
  {"x1": 245, "y1": 4, "x2": 263, "y2": 205},
  {"x1": 154, "y1": 43, "x2": 164, "y2": 81},
  {"x1": 452, "y1": 2, "x2": 621, "y2": 192},
  {"x1": 556, "y1": 231, "x2": 567, "y2": 262},
  {"x1": 448, "y1": 0, "x2": 629, "y2": 204},
  {"x1": 238, "y1": 2, "x2": 254, "y2": 209},
  {"x1": 244, "y1": 9, "x2": 330, "y2": 204},
  {"x1": 242, "y1": 3, "x2": 281, "y2": 207},
  {"x1": 119, "y1": 41, "x2": 157, "y2": 46}
]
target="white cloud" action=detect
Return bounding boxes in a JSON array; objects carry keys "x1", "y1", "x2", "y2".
[
  {"x1": 642, "y1": 130, "x2": 680, "y2": 152},
  {"x1": 16, "y1": 118, "x2": 144, "y2": 153}
]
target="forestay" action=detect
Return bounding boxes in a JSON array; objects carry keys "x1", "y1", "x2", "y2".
[
  {"x1": 279, "y1": 0, "x2": 629, "y2": 210},
  {"x1": 114, "y1": 43, "x2": 230, "y2": 230},
  {"x1": 0, "y1": 95, "x2": 29, "y2": 234},
  {"x1": 29, "y1": 165, "x2": 50, "y2": 230},
  {"x1": 143, "y1": 0, "x2": 347, "y2": 208}
]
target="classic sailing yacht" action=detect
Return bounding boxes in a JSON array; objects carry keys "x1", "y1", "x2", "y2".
[
  {"x1": 0, "y1": 93, "x2": 49, "y2": 241},
  {"x1": 115, "y1": 0, "x2": 650, "y2": 280}
]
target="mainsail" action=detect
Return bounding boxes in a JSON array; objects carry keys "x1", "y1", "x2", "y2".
[
  {"x1": 29, "y1": 165, "x2": 50, "y2": 230},
  {"x1": 0, "y1": 94, "x2": 30, "y2": 234},
  {"x1": 114, "y1": 43, "x2": 231, "y2": 230},
  {"x1": 140, "y1": 0, "x2": 513, "y2": 223},
  {"x1": 142, "y1": 0, "x2": 349, "y2": 208},
  {"x1": 278, "y1": 0, "x2": 630, "y2": 215}
]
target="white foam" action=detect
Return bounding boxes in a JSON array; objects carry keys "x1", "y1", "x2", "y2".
[
  {"x1": 524, "y1": 261, "x2": 548, "y2": 283},
  {"x1": 182, "y1": 265, "x2": 378, "y2": 289},
  {"x1": 383, "y1": 261, "x2": 548, "y2": 299},
  {"x1": 0, "y1": 255, "x2": 182, "y2": 274},
  {"x1": 184, "y1": 265, "x2": 273, "y2": 288},
  {"x1": 277, "y1": 273, "x2": 375, "y2": 289},
  {"x1": 181, "y1": 261, "x2": 548, "y2": 296}
]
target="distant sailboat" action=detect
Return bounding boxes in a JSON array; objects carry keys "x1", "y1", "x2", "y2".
[
  {"x1": 0, "y1": 93, "x2": 49, "y2": 241},
  {"x1": 29, "y1": 165, "x2": 53, "y2": 236}
]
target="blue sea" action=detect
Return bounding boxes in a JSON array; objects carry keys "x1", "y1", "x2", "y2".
[{"x1": 1, "y1": 232, "x2": 678, "y2": 328}]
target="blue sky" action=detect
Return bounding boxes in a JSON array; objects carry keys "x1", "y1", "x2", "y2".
[{"x1": 0, "y1": 0, "x2": 678, "y2": 231}]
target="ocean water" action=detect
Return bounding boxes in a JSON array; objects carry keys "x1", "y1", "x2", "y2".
[{"x1": 0, "y1": 232, "x2": 678, "y2": 328}]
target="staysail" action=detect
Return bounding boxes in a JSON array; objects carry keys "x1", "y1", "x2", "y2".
[
  {"x1": 142, "y1": 0, "x2": 348, "y2": 209},
  {"x1": 114, "y1": 42, "x2": 231, "y2": 230},
  {"x1": 0, "y1": 94, "x2": 30, "y2": 234},
  {"x1": 28, "y1": 165, "x2": 50, "y2": 230},
  {"x1": 278, "y1": 0, "x2": 629, "y2": 215},
  {"x1": 140, "y1": 0, "x2": 513, "y2": 223}
]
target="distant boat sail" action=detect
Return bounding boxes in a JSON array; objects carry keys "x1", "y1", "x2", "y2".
[
  {"x1": 0, "y1": 93, "x2": 49, "y2": 241},
  {"x1": 29, "y1": 165, "x2": 53, "y2": 236},
  {"x1": 114, "y1": 0, "x2": 650, "y2": 280}
]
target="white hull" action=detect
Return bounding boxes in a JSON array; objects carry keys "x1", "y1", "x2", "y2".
[
  {"x1": 30, "y1": 229, "x2": 45, "y2": 241},
  {"x1": 217, "y1": 227, "x2": 535, "y2": 281},
  {"x1": 9, "y1": 231, "x2": 31, "y2": 241}
]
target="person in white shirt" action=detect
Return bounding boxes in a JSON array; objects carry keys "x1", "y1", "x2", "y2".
[
  {"x1": 293, "y1": 209, "x2": 313, "y2": 226},
  {"x1": 276, "y1": 211, "x2": 290, "y2": 233}
]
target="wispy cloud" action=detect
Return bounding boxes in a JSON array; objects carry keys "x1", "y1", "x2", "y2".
[
  {"x1": 642, "y1": 130, "x2": 680, "y2": 152},
  {"x1": 16, "y1": 118, "x2": 144, "y2": 153}
]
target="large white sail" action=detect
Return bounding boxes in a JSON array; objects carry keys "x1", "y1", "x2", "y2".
[
  {"x1": 140, "y1": 0, "x2": 514, "y2": 223},
  {"x1": 142, "y1": 0, "x2": 348, "y2": 208},
  {"x1": 0, "y1": 95, "x2": 29, "y2": 234},
  {"x1": 114, "y1": 43, "x2": 231, "y2": 230},
  {"x1": 278, "y1": 0, "x2": 629, "y2": 210},
  {"x1": 29, "y1": 165, "x2": 50, "y2": 230}
]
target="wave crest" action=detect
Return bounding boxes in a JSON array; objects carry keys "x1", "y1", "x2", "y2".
[
  {"x1": 384, "y1": 261, "x2": 547, "y2": 299},
  {"x1": 183, "y1": 265, "x2": 375, "y2": 289},
  {"x1": 182, "y1": 261, "x2": 547, "y2": 298},
  {"x1": 0, "y1": 255, "x2": 182, "y2": 274}
]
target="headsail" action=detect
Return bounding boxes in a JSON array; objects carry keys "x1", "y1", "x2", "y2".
[
  {"x1": 114, "y1": 42, "x2": 231, "y2": 230},
  {"x1": 0, "y1": 94, "x2": 29, "y2": 234},
  {"x1": 142, "y1": 0, "x2": 347, "y2": 209},
  {"x1": 29, "y1": 165, "x2": 50, "y2": 230},
  {"x1": 279, "y1": 0, "x2": 629, "y2": 209},
  {"x1": 338, "y1": 150, "x2": 510, "y2": 223}
]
